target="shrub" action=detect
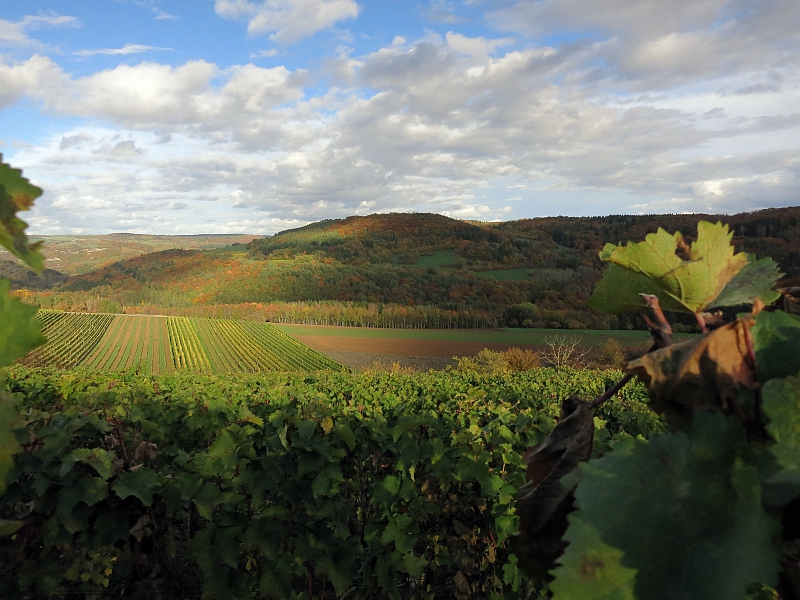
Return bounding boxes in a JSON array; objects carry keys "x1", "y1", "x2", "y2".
[
  {"x1": 592, "y1": 338, "x2": 626, "y2": 368},
  {"x1": 501, "y1": 347, "x2": 540, "y2": 371},
  {"x1": 452, "y1": 348, "x2": 510, "y2": 375}
]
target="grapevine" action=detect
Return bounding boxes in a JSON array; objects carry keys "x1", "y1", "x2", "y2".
[{"x1": 516, "y1": 222, "x2": 800, "y2": 600}]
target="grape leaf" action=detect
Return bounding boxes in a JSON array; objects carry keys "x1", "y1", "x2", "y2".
[
  {"x1": 562, "y1": 413, "x2": 780, "y2": 600},
  {"x1": 0, "y1": 279, "x2": 45, "y2": 368},
  {"x1": 0, "y1": 155, "x2": 44, "y2": 273},
  {"x1": 112, "y1": 468, "x2": 159, "y2": 507},
  {"x1": 588, "y1": 265, "x2": 674, "y2": 314},
  {"x1": 56, "y1": 477, "x2": 109, "y2": 518},
  {"x1": 0, "y1": 390, "x2": 22, "y2": 498},
  {"x1": 762, "y1": 376, "x2": 800, "y2": 490},
  {"x1": 590, "y1": 221, "x2": 749, "y2": 314},
  {"x1": 549, "y1": 515, "x2": 636, "y2": 600},
  {"x1": 0, "y1": 519, "x2": 23, "y2": 536},
  {"x1": 515, "y1": 396, "x2": 594, "y2": 579},
  {"x1": 626, "y1": 317, "x2": 758, "y2": 424},
  {"x1": 710, "y1": 254, "x2": 782, "y2": 309},
  {"x1": 61, "y1": 448, "x2": 118, "y2": 480},
  {"x1": 752, "y1": 310, "x2": 800, "y2": 382}
]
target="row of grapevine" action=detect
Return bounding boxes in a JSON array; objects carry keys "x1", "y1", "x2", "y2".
[
  {"x1": 189, "y1": 317, "x2": 294, "y2": 373},
  {"x1": 21, "y1": 311, "x2": 344, "y2": 374},
  {"x1": 85, "y1": 315, "x2": 175, "y2": 373},
  {"x1": 21, "y1": 311, "x2": 115, "y2": 369},
  {"x1": 166, "y1": 316, "x2": 212, "y2": 372},
  {"x1": 240, "y1": 320, "x2": 345, "y2": 371}
]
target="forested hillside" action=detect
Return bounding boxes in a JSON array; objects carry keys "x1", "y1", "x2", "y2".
[{"x1": 16, "y1": 207, "x2": 800, "y2": 330}]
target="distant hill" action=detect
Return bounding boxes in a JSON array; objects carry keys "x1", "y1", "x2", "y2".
[
  {"x1": 0, "y1": 260, "x2": 68, "y2": 290},
  {"x1": 251, "y1": 208, "x2": 800, "y2": 280},
  {"x1": 0, "y1": 233, "x2": 262, "y2": 275},
  {"x1": 14, "y1": 207, "x2": 800, "y2": 330}
]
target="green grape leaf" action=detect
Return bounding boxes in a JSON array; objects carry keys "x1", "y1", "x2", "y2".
[
  {"x1": 762, "y1": 376, "x2": 800, "y2": 491},
  {"x1": 56, "y1": 477, "x2": 109, "y2": 518},
  {"x1": 752, "y1": 310, "x2": 800, "y2": 381},
  {"x1": 61, "y1": 448, "x2": 118, "y2": 480},
  {"x1": 590, "y1": 221, "x2": 749, "y2": 314},
  {"x1": 515, "y1": 396, "x2": 594, "y2": 579},
  {"x1": 564, "y1": 413, "x2": 780, "y2": 600},
  {"x1": 112, "y1": 468, "x2": 159, "y2": 507},
  {"x1": 0, "y1": 519, "x2": 23, "y2": 536},
  {"x1": 588, "y1": 265, "x2": 673, "y2": 314},
  {"x1": 0, "y1": 155, "x2": 44, "y2": 273},
  {"x1": 710, "y1": 254, "x2": 782, "y2": 309},
  {"x1": 0, "y1": 390, "x2": 22, "y2": 498},
  {"x1": 627, "y1": 317, "x2": 757, "y2": 425},
  {"x1": 0, "y1": 279, "x2": 45, "y2": 368},
  {"x1": 549, "y1": 515, "x2": 636, "y2": 600}
]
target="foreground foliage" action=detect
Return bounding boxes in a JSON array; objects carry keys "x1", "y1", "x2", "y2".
[
  {"x1": 517, "y1": 221, "x2": 800, "y2": 599},
  {"x1": 0, "y1": 368, "x2": 658, "y2": 599}
]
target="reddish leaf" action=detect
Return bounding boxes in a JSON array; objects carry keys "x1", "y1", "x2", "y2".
[
  {"x1": 515, "y1": 396, "x2": 594, "y2": 579},
  {"x1": 627, "y1": 317, "x2": 758, "y2": 425}
]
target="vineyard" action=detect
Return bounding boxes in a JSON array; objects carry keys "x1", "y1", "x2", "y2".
[
  {"x1": 0, "y1": 366, "x2": 659, "y2": 599},
  {"x1": 19, "y1": 311, "x2": 343, "y2": 373}
]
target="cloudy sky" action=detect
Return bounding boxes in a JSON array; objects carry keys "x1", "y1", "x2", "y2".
[{"x1": 1, "y1": 0, "x2": 798, "y2": 234}]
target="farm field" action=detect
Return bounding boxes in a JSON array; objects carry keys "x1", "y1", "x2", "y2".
[
  {"x1": 274, "y1": 323, "x2": 696, "y2": 345},
  {"x1": 274, "y1": 323, "x2": 698, "y2": 367},
  {"x1": 20, "y1": 311, "x2": 343, "y2": 373}
]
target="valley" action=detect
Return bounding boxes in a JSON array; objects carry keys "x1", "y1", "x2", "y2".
[{"x1": 9, "y1": 207, "x2": 800, "y2": 343}]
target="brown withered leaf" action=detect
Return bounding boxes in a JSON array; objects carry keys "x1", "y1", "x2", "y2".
[
  {"x1": 777, "y1": 287, "x2": 800, "y2": 315},
  {"x1": 514, "y1": 396, "x2": 594, "y2": 579},
  {"x1": 129, "y1": 515, "x2": 153, "y2": 543},
  {"x1": 627, "y1": 317, "x2": 758, "y2": 426},
  {"x1": 134, "y1": 441, "x2": 158, "y2": 461}
]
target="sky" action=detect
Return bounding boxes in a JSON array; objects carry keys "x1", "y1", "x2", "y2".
[{"x1": 0, "y1": 0, "x2": 799, "y2": 235}]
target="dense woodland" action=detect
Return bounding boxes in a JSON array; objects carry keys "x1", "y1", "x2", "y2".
[{"x1": 12, "y1": 206, "x2": 800, "y2": 330}]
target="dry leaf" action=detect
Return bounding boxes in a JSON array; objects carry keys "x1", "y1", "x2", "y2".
[
  {"x1": 134, "y1": 441, "x2": 158, "y2": 461},
  {"x1": 627, "y1": 317, "x2": 758, "y2": 425},
  {"x1": 129, "y1": 515, "x2": 152, "y2": 542},
  {"x1": 454, "y1": 571, "x2": 472, "y2": 599},
  {"x1": 515, "y1": 396, "x2": 594, "y2": 579}
]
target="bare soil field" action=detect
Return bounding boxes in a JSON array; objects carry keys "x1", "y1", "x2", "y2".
[{"x1": 292, "y1": 334, "x2": 541, "y2": 358}]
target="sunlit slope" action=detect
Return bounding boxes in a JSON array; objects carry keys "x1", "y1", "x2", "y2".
[{"x1": 20, "y1": 311, "x2": 344, "y2": 373}]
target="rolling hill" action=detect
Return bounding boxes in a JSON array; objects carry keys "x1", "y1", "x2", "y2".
[
  {"x1": 12, "y1": 207, "x2": 800, "y2": 331},
  {"x1": 0, "y1": 233, "x2": 261, "y2": 275}
]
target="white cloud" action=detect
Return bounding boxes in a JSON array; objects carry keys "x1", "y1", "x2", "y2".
[
  {"x1": 59, "y1": 133, "x2": 93, "y2": 150},
  {"x1": 0, "y1": 54, "x2": 66, "y2": 109},
  {"x1": 3, "y1": 0, "x2": 800, "y2": 233},
  {"x1": 490, "y1": 0, "x2": 800, "y2": 90},
  {"x1": 251, "y1": 49, "x2": 278, "y2": 58},
  {"x1": 0, "y1": 12, "x2": 79, "y2": 47},
  {"x1": 154, "y1": 10, "x2": 178, "y2": 20},
  {"x1": 74, "y1": 44, "x2": 174, "y2": 57},
  {"x1": 214, "y1": 0, "x2": 359, "y2": 45},
  {"x1": 445, "y1": 32, "x2": 514, "y2": 62}
]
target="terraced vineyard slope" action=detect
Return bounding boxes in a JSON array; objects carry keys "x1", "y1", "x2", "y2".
[{"x1": 19, "y1": 311, "x2": 343, "y2": 373}]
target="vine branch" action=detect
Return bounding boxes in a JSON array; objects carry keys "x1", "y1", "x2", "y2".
[{"x1": 590, "y1": 296, "x2": 670, "y2": 409}]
